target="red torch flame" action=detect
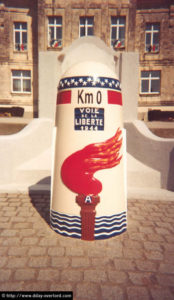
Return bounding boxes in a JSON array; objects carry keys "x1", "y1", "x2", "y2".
[{"x1": 61, "y1": 128, "x2": 122, "y2": 196}]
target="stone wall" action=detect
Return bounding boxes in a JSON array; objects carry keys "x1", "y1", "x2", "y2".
[
  {"x1": 0, "y1": 0, "x2": 38, "y2": 117},
  {"x1": 0, "y1": 0, "x2": 174, "y2": 119},
  {"x1": 136, "y1": 3, "x2": 174, "y2": 113}
]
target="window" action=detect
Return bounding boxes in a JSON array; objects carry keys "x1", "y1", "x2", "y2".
[
  {"x1": 145, "y1": 23, "x2": 160, "y2": 53},
  {"x1": 12, "y1": 70, "x2": 31, "y2": 93},
  {"x1": 14, "y1": 22, "x2": 27, "y2": 51},
  {"x1": 141, "y1": 71, "x2": 160, "y2": 94},
  {"x1": 48, "y1": 16, "x2": 62, "y2": 48},
  {"x1": 79, "y1": 17, "x2": 94, "y2": 37},
  {"x1": 111, "y1": 16, "x2": 126, "y2": 49}
]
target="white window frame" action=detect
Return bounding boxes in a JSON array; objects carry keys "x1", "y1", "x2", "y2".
[
  {"x1": 145, "y1": 23, "x2": 160, "y2": 53},
  {"x1": 79, "y1": 17, "x2": 94, "y2": 37},
  {"x1": 11, "y1": 70, "x2": 31, "y2": 94},
  {"x1": 110, "y1": 16, "x2": 126, "y2": 49},
  {"x1": 13, "y1": 22, "x2": 27, "y2": 51},
  {"x1": 140, "y1": 70, "x2": 161, "y2": 95},
  {"x1": 48, "y1": 16, "x2": 62, "y2": 48}
]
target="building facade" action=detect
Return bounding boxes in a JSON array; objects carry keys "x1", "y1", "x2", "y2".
[{"x1": 0, "y1": 0, "x2": 174, "y2": 119}]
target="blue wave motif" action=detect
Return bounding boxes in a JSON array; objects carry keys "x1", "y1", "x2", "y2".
[
  {"x1": 94, "y1": 212, "x2": 127, "y2": 239},
  {"x1": 96, "y1": 212, "x2": 126, "y2": 221},
  {"x1": 95, "y1": 219, "x2": 127, "y2": 229},
  {"x1": 51, "y1": 210, "x2": 81, "y2": 222},
  {"x1": 50, "y1": 210, "x2": 81, "y2": 238},
  {"x1": 50, "y1": 210, "x2": 127, "y2": 240}
]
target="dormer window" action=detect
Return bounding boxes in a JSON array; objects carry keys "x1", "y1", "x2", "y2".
[
  {"x1": 111, "y1": 16, "x2": 126, "y2": 49},
  {"x1": 48, "y1": 16, "x2": 62, "y2": 48},
  {"x1": 14, "y1": 22, "x2": 27, "y2": 51},
  {"x1": 79, "y1": 17, "x2": 94, "y2": 37},
  {"x1": 145, "y1": 23, "x2": 160, "y2": 53}
]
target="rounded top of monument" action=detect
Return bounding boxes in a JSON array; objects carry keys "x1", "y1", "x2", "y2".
[
  {"x1": 61, "y1": 61, "x2": 118, "y2": 80},
  {"x1": 58, "y1": 60, "x2": 121, "y2": 93}
]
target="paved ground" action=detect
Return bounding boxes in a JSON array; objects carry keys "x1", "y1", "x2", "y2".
[{"x1": 0, "y1": 191, "x2": 174, "y2": 300}]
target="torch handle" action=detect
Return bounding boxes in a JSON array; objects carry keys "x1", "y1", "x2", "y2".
[{"x1": 76, "y1": 195, "x2": 100, "y2": 241}]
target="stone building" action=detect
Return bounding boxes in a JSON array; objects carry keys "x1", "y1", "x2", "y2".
[
  {"x1": 0, "y1": 0, "x2": 38, "y2": 117},
  {"x1": 0, "y1": 0, "x2": 174, "y2": 119}
]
